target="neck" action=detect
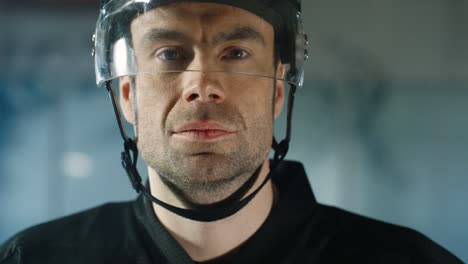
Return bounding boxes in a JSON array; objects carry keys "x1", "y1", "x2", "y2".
[{"x1": 148, "y1": 159, "x2": 274, "y2": 262}]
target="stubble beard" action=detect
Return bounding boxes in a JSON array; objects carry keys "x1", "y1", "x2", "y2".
[{"x1": 139, "y1": 105, "x2": 272, "y2": 207}]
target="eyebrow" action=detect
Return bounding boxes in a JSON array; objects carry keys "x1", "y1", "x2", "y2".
[
  {"x1": 212, "y1": 26, "x2": 266, "y2": 46},
  {"x1": 141, "y1": 26, "x2": 266, "y2": 46},
  {"x1": 141, "y1": 28, "x2": 190, "y2": 46}
]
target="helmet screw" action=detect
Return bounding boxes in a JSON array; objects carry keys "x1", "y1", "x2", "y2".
[
  {"x1": 91, "y1": 34, "x2": 96, "y2": 57},
  {"x1": 304, "y1": 34, "x2": 309, "y2": 46},
  {"x1": 304, "y1": 49, "x2": 309, "y2": 60}
]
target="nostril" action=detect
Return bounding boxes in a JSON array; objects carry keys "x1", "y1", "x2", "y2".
[
  {"x1": 188, "y1": 94, "x2": 199, "y2": 101},
  {"x1": 210, "y1": 94, "x2": 220, "y2": 100},
  {"x1": 185, "y1": 92, "x2": 223, "y2": 102}
]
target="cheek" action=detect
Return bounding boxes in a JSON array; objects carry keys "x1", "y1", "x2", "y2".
[
  {"x1": 136, "y1": 75, "x2": 181, "y2": 127},
  {"x1": 241, "y1": 104, "x2": 274, "y2": 159},
  {"x1": 239, "y1": 79, "x2": 274, "y2": 114},
  {"x1": 135, "y1": 76, "x2": 182, "y2": 159},
  {"x1": 135, "y1": 76, "x2": 181, "y2": 165},
  {"x1": 237, "y1": 82, "x2": 275, "y2": 136}
]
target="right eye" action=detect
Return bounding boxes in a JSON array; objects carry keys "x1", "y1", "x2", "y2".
[{"x1": 155, "y1": 47, "x2": 186, "y2": 62}]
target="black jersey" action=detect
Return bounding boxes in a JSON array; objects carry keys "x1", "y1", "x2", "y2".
[{"x1": 0, "y1": 161, "x2": 463, "y2": 264}]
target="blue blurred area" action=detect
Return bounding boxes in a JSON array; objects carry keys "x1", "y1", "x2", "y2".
[{"x1": 1, "y1": 1, "x2": 467, "y2": 262}]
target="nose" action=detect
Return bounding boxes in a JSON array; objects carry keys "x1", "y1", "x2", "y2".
[{"x1": 182, "y1": 71, "x2": 225, "y2": 104}]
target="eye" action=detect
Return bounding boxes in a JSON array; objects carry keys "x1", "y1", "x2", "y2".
[
  {"x1": 222, "y1": 48, "x2": 250, "y2": 60},
  {"x1": 155, "y1": 47, "x2": 186, "y2": 61}
]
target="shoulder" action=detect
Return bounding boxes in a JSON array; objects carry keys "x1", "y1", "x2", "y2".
[
  {"x1": 309, "y1": 204, "x2": 463, "y2": 263},
  {"x1": 0, "y1": 201, "x2": 137, "y2": 264}
]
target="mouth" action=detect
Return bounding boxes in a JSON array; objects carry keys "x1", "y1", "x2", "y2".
[{"x1": 172, "y1": 121, "x2": 236, "y2": 142}]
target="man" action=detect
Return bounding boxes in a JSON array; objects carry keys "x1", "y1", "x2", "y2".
[{"x1": 0, "y1": 0, "x2": 463, "y2": 263}]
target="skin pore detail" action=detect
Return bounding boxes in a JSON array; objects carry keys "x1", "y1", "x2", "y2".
[
  {"x1": 126, "y1": 2, "x2": 282, "y2": 205},
  {"x1": 138, "y1": 71, "x2": 274, "y2": 205},
  {"x1": 120, "y1": 2, "x2": 285, "y2": 261}
]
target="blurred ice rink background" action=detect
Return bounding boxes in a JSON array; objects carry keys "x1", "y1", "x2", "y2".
[{"x1": 0, "y1": 0, "x2": 467, "y2": 261}]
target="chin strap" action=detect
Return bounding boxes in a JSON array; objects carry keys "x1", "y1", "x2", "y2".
[
  {"x1": 273, "y1": 82, "x2": 296, "y2": 161},
  {"x1": 105, "y1": 80, "x2": 297, "y2": 222}
]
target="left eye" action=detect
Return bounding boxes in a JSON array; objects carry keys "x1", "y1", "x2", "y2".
[{"x1": 222, "y1": 48, "x2": 250, "y2": 60}]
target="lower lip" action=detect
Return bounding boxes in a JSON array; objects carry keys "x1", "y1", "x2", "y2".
[{"x1": 174, "y1": 130, "x2": 234, "y2": 141}]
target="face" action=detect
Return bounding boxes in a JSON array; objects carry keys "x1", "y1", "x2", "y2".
[{"x1": 120, "y1": 2, "x2": 284, "y2": 204}]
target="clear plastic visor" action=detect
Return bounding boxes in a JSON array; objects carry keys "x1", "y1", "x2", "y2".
[{"x1": 94, "y1": 0, "x2": 305, "y2": 87}]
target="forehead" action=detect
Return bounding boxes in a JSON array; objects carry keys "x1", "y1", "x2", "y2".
[{"x1": 130, "y1": 2, "x2": 274, "y2": 42}]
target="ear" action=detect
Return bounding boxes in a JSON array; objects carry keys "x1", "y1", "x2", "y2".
[
  {"x1": 274, "y1": 63, "x2": 285, "y2": 119},
  {"x1": 119, "y1": 76, "x2": 135, "y2": 125}
]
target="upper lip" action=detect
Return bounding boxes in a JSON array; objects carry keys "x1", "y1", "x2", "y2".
[{"x1": 173, "y1": 120, "x2": 236, "y2": 133}]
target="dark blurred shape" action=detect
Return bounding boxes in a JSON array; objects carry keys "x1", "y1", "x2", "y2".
[{"x1": 3, "y1": 0, "x2": 99, "y2": 7}]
